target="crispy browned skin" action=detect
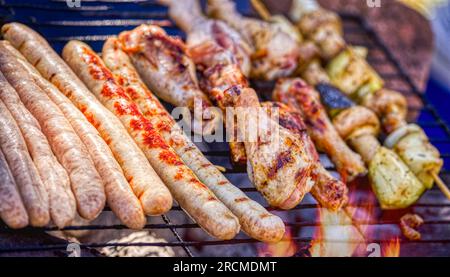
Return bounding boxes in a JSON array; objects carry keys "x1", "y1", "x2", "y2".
[
  {"x1": 0, "y1": 41, "x2": 105, "y2": 221},
  {"x1": 262, "y1": 102, "x2": 348, "y2": 211},
  {"x1": 207, "y1": 0, "x2": 300, "y2": 80},
  {"x1": 0, "y1": 99, "x2": 49, "y2": 227},
  {"x1": 118, "y1": 24, "x2": 247, "y2": 166},
  {"x1": 273, "y1": 78, "x2": 367, "y2": 182},
  {"x1": 162, "y1": 3, "x2": 318, "y2": 208},
  {"x1": 103, "y1": 37, "x2": 285, "y2": 242},
  {"x1": 64, "y1": 40, "x2": 240, "y2": 240},
  {"x1": 157, "y1": 0, "x2": 252, "y2": 165},
  {"x1": 0, "y1": 69, "x2": 76, "y2": 229},
  {"x1": 0, "y1": 145, "x2": 29, "y2": 229},
  {"x1": 118, "y1": 24, "x2": 222, "y2": 137}
]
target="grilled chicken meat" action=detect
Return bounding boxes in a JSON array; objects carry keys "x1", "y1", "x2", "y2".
[
  {"x1": 160, "y1": 0, "x2": 253, "y2": 77},
  {"x1": 117, "y1": 24, "x2": 221, "y2": 136},
  {"x1": 119, "y1": 24, "x2": 248, "y2": 166},
  {"x1": 262, "y1": 102, "x2": 348, "y2": 211},
  {"x1": 207, "y1": 0, "x2": 300, "y2": 80},
  {"x1": 290, "y1": 0, "x2": 345, "y2": 60},
  {"x1": 273, "y1": 78, "x2": 367, "y2": 182},
  {"x1": 161, "y1": 0, "x2": 318, "y2": 209}
]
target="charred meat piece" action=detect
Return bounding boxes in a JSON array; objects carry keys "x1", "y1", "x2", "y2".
[
  {"x1": 118, "y1": 24, "x2": 221, "y2": 136},
  {"x1": 400, "y1": 213, "x2": 424, "y2": 241},
  {"x1": 207, "y1": 0, "x2": 300, "y2": 80},
  {"x1": 262, "y1": 102, "x2": 348, "y2": 211},
  {"x1": 273, "y1": 78, "x2": 367, "y2": 182}
]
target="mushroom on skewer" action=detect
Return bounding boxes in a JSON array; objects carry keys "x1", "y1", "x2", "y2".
[
  {"x1": 251, "y1": 0, "x2": 449, "y2": 199},
  {"x1": 275, "y1": 79, "x2": 425, "y2": 209}
]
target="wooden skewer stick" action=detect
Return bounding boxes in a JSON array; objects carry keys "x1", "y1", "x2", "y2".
[
  {"x1": 251, "y1": 0, "x2": 272, "y2": 21},
  {"x1": 433, "y1": 173, "x2": 450, "y2": 200}
]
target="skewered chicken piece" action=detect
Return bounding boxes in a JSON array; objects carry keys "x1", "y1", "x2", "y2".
[
  {"x1": 116, "y1": 25, "x2": 222, "y2": 138},
  {"x1": 252, "y1": 0, "x2": 448, "y2": 198},
  {"x1": 119, "y1": 23, "x2": 247, "y2": 166},
  {"x1": 103, "y1": 36, "x2": 286, "y2": 243},
  {"x1": 161, "y1": 0, "x2": 321, "y2": 210},
  {"x1": 315, "y1": 83, "x2": 426, "y2": 209},
  {"x1": 273, "y1": 78, "x2": 367, "y2": 182},
  {"x1": 290, "y1": 0, "x2": 345, "y2": 60},
  {"x1": 206, "y1": 0, "x2": 300, "y2": 80},
  {"x1": 262, "y1": 102, "x2": 348, "y2": 211}
]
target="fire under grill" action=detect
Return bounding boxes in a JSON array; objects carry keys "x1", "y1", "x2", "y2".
[{"x1": 0, "y1": 0, "x2": 449, "y2": 257}]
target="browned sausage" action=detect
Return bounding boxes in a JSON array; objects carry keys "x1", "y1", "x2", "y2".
[
  {"x1": 0, "y1": 99, "x2": 50, "y2": 227},
  {"x1": 63, "y1": 40, "x2": 240, "y2": 240}
]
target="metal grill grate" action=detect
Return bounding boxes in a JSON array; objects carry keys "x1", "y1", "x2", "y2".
[{"x1": 0, "y1": 0, "x2": 449, "y2": 257}]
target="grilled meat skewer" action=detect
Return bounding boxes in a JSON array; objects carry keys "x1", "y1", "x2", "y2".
[
  {"x1": 289, "y1": 0, "x2": 444, "y2": 192},
  {"x1": 251, "y1": 0, "x2": 447, "y2": 199},
  {"x1": 118, "y1": 23, "x2": 247, "y2": 166},
  {"x1": 162, "y1": 0, "x2": 338, "y2": 210},
  {"x1": 273, "y1": 78, "x2": 367, "y2": 182},
  {"x1": 103, "y1": 36, "x2": 286, "y2": 242},
  {"x1": 207, "y1": 0, "x2": 300, "y2": 80},
  {"x1": 116, "y1": 24, "x2": 222, "y2": 138},
  {"x1": 315, "y1": 83, "x2": 426, "y2": 209},
  {"x1": 262, "y1": 102, "x2": 348, "y2": 211}
]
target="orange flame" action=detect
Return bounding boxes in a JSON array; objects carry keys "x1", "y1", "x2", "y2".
[
  {"x1": 309, "y1": 184, "x2": 380, "y2": 257},
  {"x1": 258, "y1": 228, "x2": 297, "y2": 257},
  {"x1": 383, "y1": 238, "x2": 401, "y2": 257}
]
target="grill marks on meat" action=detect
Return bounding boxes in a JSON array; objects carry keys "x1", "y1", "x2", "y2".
[
  {"x1": 262, "y1": 102, "x2": 348, "y2": 211},
  {"x1": 273, "y1": 78, "x2": 367, "y2": 182},
  {"x1": 118, "y1": 25, "x2": 221, "y2": 136}
]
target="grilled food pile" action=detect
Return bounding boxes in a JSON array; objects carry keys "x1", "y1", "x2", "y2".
[
  {"x1": 0, "y1": 0, "x2": 447, "y2": 243},
  {"x1": 249, "y1": 0, "x2": 448, "y2": 208}
]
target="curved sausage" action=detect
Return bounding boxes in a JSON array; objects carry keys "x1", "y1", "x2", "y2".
[
  {"x1": 0, "y1": 147, "x2": 29, "y2": 229},
  {"x1": 2, "y1": 22, "x2": 172, "y2": 217},
  {"x1": 103, "y1": 37, "x2": 284, "y2": 242},
  {"x1": 0, "y1": 70, "x2": 76, "y2": 228},
  {"x1": 64, "y1": 40, "x2": 240, "y2": 240},
  {"x1": 0, "y1": 99, "x2": 50, "y2": 227},
  {"x1": 0, "y1": 41, "x2": 105, "y2": 221},
  {"x1": 4, "y1": 45, "x2": 146, "y2": 230}
]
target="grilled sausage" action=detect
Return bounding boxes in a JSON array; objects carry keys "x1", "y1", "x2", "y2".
[
  {"x1": 0, "y1": 41, "x2": 105, "y2": 221},
  {"x1": 64, "y1": 40, "x2": 240, "y2": 240},
  {"x1": 103, "y1": 37, "x2": 285, "y2": 242},
  {"x1": 1, "y1": 22, "x2": 171, "y2": 217},
  {"x1": 0, "y1": 147, "x2": 29, "y2": 229},
  {"x1": 0, "y1": 99, "x2": 50, "y2": 227},
  {"x1": 4, "y1": 45, "x2": 146, "y2": 230},
  {"x1": 0, "y1": 70, "x2": 76, "y2": 228}
]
